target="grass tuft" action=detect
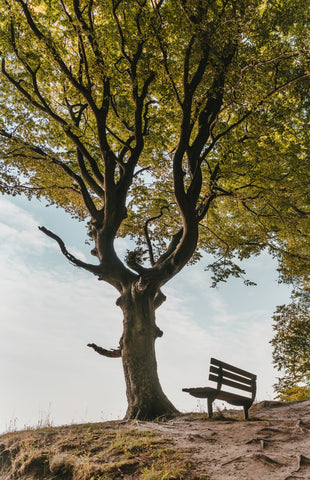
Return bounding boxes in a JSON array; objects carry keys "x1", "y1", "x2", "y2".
[{"x1": 0, "y1": 421, "x2": 194, "y2": 479}]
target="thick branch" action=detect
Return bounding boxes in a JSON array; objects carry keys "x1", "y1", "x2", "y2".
[
  {"x1": 115, "y1": 73, "x2": 156, "y2": 210},
  {"x1": 67, "y1": 129, "x2": 104, "y2": 187},
  {"x1": 172, "y1": 41, "x2": 213, "y2": 222},
  {"x1": 197, "y1": 163, "x2": 220, "y2": 221},
  {"x1": 129, "y1": 71, "x2": 155, "y2": 170},
  {"x1": 76, "y1": 149, "x2": 104, "y2": 198},
  {"x1": 87, "y1": 343, "x2": 122, "y2": 358},
  {"x1": 155, "y1": 228, "x2": 183, "y2": 265}
]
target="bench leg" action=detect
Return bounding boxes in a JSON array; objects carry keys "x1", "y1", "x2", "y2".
[
  {"x1": 243, "y1": 406, "x2": 249, "y2": 420},
  {"x1": 207, "y1": 398, "x2": 213, "y2": 418}
]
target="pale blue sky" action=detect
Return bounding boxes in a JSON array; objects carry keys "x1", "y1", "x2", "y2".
[{"x1": 0, "y1": 194, "x2": 291, "y2": 432}]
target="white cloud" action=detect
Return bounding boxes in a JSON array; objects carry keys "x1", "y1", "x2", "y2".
[
  {"x1": 0, "y1": 197, "x2": 52, "y2": 254},
  {"x1": 0, "y1": 198, "x2": 38, "y2": 228}
]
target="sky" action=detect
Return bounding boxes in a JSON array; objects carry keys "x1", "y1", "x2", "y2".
[{"x1": 0, "y1": 193, "x2": 292, "y2": 433}]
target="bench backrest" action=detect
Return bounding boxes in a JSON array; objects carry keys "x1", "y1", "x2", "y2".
[{"x1": 209, "y1": 358, "x2": 257, "y2": 400}]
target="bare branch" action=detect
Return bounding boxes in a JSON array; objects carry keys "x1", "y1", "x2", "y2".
[
  {"x1": 133, "y1": 165, "x2": 151, "y2": 178},
  {"x1": 75, "y1": 149, "x2": 104, "y2": 198},
  {"x1": 39, "y1": 226, "x2": 102, "y2": 276},
  {"x1": 87, "y1": 343, "x2": 122, "y2": 358}
]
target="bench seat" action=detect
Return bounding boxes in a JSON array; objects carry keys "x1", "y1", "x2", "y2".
[{"x1": 182, "y1": 387, "x2": 253, "y2": 406}]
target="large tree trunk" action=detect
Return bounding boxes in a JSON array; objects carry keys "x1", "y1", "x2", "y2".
[{"x1": 118, "y1": 284, "x2": 179, "y2": 420}]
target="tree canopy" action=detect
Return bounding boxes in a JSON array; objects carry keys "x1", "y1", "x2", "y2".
[
  {"x1": 1, "y1": 0, "x2": 310, "y2": 418},
  {"x1": 1, "y1": 0, "x2": 309, "y2": 282}
]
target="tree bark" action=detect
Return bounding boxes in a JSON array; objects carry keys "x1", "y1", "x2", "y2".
[{"x1": 117, "y1": 283, "x2": 179, "y2": 420}]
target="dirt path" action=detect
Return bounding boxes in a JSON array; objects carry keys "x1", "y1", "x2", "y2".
[{"x1": 134, "y1": 400, "x2": 310, "y2": 479}]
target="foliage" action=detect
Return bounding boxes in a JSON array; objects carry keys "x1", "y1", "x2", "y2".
[
  {"x1": 276, "y1": 385, "x2": 310, "y2": 403},
  {"x1": 0, "y1": 0, "x2": 309, "y2": 283},
  {"x1": 271, "y1": 290, "x2": 310, "y2": 402}
]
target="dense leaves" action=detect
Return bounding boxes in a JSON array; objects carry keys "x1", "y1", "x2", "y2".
[{"x1": 0, "y1": 0, "x2": 309, "y2": 285}]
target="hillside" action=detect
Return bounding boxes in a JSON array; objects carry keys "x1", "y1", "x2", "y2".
[{"x1": 1, "y1": 400, "x2": 309, "y2": 479}]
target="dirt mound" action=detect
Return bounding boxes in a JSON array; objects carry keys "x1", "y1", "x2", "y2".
[{"x1": 1, "y1": 400, "x2": 309, "y2": 479}]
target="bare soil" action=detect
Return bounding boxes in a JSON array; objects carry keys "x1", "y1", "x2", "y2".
[
  {"x1": 1, "y1": 400, "x2": 309, "y2": 479},
  {"x1": 136, "y1": 400, "x2": 310, "y2": 480}
]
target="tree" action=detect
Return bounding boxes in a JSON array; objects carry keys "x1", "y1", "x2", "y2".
[
  {"x1": 271, "y1": 284, "x2": 310, "y2": 402},
  {"x1": 0, "y1": 0, "x2": 309, "y2": 419},
  {"x1": 271, "y1": 298, "x2": 310, "y2": 402}
]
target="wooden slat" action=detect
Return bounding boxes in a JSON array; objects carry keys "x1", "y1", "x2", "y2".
[
  {"x1": 209, "y1": 365, "x2": 253, "y2": 386},
  {"x1": 210, "y1": 358, "x2": 256, "y2": 379},
  {"x1": 216, "y1": 390, "x2": 253, "y2": 406},
  {"x1": 209, "y1": 374, "x2": 253, "y2": 393},
  {"x1": 182, "y1": 387, "x2": 252, "y2": 405},
  {"x1": 182, "y1": 387, "x2": 217, "y2": 399}
]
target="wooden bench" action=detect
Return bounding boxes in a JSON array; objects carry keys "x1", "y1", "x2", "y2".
[{"x1": 182, "y1": 358, "x2": 257, "y2": 420}]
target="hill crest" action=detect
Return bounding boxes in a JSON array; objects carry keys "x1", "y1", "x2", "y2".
[{"x1": 1, "y1": 400, "x2": 310, "y2": 479}]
